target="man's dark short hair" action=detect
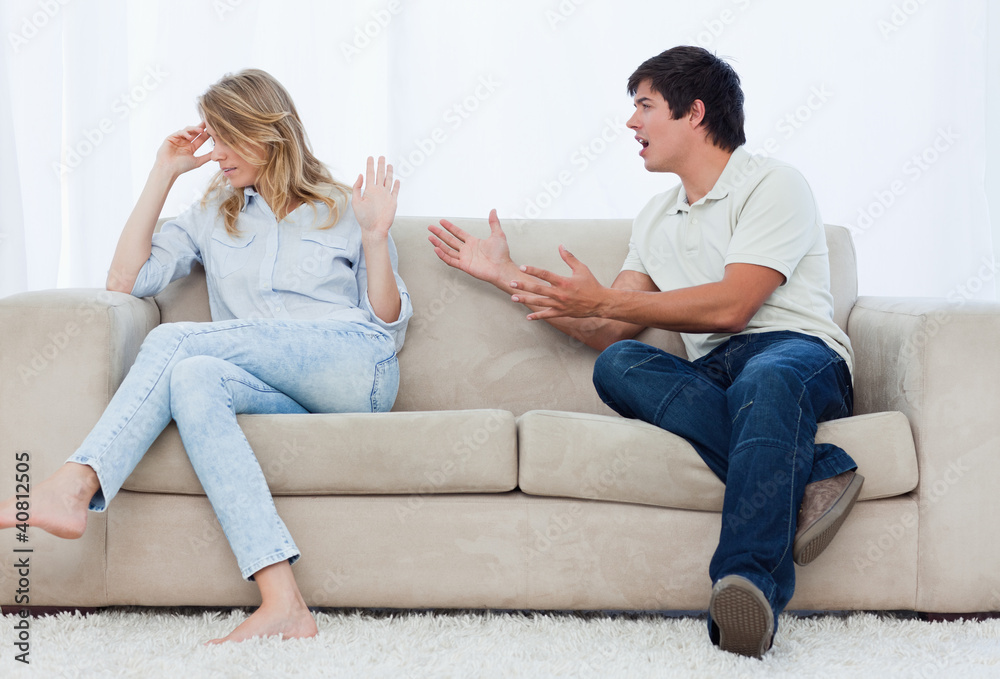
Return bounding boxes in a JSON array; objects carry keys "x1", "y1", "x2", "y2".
[{"x1": 628, "y1": 46, "x2": 746, "y2": 152}]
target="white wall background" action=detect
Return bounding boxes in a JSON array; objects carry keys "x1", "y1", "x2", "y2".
[{"x1": 0, "y1": 0, "x2": 994, "y2": 303}]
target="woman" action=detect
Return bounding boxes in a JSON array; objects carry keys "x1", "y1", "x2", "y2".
[{"x1": 0, "y1": 69, "x2": 412, "y2": 643}]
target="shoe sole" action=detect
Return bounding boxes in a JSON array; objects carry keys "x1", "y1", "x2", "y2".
[
  {"x1": 710, "y1": 575, "x2": 774, "y2": 659},
  {"x1": 793, "y1": 472, "x2": 865, "y2": 566}
]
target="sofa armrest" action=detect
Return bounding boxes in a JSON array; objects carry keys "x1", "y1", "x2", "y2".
[
  {"x1": 0, "y1": 289, "x2": 159, "y2": 606},
  {"x1": 847, "y1": 296, "x2": 1000, "y2": 612}
]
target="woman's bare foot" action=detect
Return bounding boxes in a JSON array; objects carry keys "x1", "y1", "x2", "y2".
[
  {"x1": 0, "y1": 463, "x2": 100, "y2": 539},
  {"x1": 207, "y1": 561, "x2": 318, "y2": 644},
  {"x1": 207, "y1": 600, "x2": 318, "y2": 644}
]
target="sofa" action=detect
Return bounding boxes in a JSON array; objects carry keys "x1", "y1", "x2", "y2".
[{"x1": 2, "y1": 217, "x2": 999, "y2": 615}]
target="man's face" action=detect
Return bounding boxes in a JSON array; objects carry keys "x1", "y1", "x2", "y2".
[{"x1": 626, "y1": 80, "x2": 691, "y2": 173}]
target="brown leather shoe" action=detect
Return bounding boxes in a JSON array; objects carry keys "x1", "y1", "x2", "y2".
[
  {"x1": 709, "y1": 575, "x2": 774, "y2": 659},
  {"x1": 793, "y1": 470, "x2": 864, "y2": 565}
]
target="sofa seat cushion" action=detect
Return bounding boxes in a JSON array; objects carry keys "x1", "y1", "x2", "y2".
[
  {"x1": 123, "y1": 410, "x2": 517, "y2": 496},
  {"x1": 517, "y1": 410, "x2": 917, "y2": 511}
]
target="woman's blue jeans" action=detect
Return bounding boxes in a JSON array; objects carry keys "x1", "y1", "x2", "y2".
[
  {"x1": 66, "y1": 319, "x2": 399, "y2": 580},
  {"x1": 593, "y1": 331, "x2": 855, "y2": 627}
]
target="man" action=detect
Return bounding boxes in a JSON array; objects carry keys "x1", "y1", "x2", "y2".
[{"x1": 427, "y1": 45, "x2": 863, "y2": 659}]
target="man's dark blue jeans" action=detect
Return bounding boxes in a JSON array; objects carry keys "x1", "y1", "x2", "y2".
[{"x1": 592, "y1": 330, "x2": 856, "y2": 632}]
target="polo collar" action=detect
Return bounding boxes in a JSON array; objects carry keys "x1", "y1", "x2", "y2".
[{"x1": 704, "y1": 146, "x2": 751, "y2": 203}]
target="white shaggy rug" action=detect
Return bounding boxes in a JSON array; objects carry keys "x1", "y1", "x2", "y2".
[{"x1": 1, "y1": 608, "x2": 998, "y2": 678}]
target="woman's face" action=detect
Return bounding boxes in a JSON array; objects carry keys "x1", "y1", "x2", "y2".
[{"x1": 205, "y1": 122, "x2": 261, "y2": 189}]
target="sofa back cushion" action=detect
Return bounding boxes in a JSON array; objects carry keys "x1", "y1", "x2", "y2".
[{"x1": 152, "y1": 218, "x2": 857, "y2": 417}]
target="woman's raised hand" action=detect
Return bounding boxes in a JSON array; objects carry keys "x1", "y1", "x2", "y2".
[
  {"x1": 352, "y1": 156, "x2": 400, "y2": 240},
  {"x1": 154, "y1": 122, "x2": 214, "y2": 178}
]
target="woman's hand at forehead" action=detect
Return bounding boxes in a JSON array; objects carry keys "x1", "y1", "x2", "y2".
[{"x1": 154, "y1": 121, "x2": 214, "y2": 179}]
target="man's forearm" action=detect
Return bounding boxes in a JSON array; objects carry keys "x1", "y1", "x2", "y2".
[{"x1": 592, "y1": 283, "x2": 751, "y2": 335}]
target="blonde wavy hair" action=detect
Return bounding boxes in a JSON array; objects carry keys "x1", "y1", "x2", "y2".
[{"x1": 198, "y1": 69, "x2": 350, "y2": 235}]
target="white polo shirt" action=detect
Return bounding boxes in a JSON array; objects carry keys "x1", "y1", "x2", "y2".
[{"x1": 622, "y1": 146, "x2": 854, "y2": 373}]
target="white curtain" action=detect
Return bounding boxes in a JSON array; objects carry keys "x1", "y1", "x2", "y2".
[{"x1": 1, "y1": 0, "x2": 992, "y2": 301}]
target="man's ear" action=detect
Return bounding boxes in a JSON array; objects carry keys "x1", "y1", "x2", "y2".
[{"x1": 688, "y1": 99, "x2": 707, "y2": 128}]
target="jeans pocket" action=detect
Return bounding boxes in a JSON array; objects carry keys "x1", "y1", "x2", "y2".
[{"x1": 370, "y1": 353, "x2": 399, "y2": 412}]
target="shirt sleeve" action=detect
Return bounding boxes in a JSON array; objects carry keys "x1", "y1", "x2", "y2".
[
  {"x1": 620, "y1": 236, "x2": 649, "y2": 276},
  {"x1": 724, "y1": 165, "x2": 821, "y2": 284},
  {"x1": 356, "y1": 231, "x2": 413, "y2": 352},
  {"x1": 129, "y1": 206, "x2": 204, "y2": 298}
]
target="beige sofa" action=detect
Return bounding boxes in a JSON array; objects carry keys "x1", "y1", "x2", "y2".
[{"x1": 2, "y1": 218, "x2": 999, "y2": 615}]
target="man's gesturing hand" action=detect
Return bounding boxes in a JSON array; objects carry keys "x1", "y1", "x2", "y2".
[
  {"x1": 428, "y1": 209, "x2": 514, "y2": 286},
  {"x1": 510, "y1": 245, "x2": 609, "y2": 320}
]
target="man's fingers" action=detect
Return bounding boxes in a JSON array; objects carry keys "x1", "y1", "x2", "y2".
[
  {"x1": 558, "y1": 245, "x2": 584, "y2": 270},
  {"x1": 518, "y1": 265, "x2": 561, "y2": 285},
  {"x1": 435, "y1": 219, "x2": 472, "y2": 243},
  {"x1": 428, "y1": 224, "x2": 465, "y2": 252},
  {"x1": 511, "y1": 292, "x2": 553, "y2": 307},
  {"x1": 488, "y1": 208, "x2": 505, "y2": 236},
  {"x1": 510, "y1": 276, "x2": 559, "y2": 297},
  {"x1": 526, "y1": 308, "x2": 562, "y2": 321},
  {"x1": 430, "y1": 244, "x2": 460, "y2": 269},
  {"x1": 427, "y1": 233, "x2": 458, "y2": 256}
]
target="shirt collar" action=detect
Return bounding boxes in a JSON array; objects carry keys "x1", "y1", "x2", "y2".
[
  {"x1": 241, "y1": 186, "x2": 259, "y2": 213},
  {"x1": 663, "y1": 146, "x2": 752, "y2": 215}
]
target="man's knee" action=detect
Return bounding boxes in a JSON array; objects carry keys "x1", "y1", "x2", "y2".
[{"x1": 593, "y1": 340, "x2": 649, "y2": 388}]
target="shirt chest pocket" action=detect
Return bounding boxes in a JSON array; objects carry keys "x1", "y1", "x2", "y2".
[
  {"x1": 298, "y1": 230, "x2": 351, "y2": 278},
  {"x1": 209, "y1": 231, "x2": 257, "y2": 279}
]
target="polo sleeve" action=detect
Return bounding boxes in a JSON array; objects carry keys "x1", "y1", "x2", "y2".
[
  {"x1": 725, "y1": 166, "x2": 821, "y2": 284},
  {"x1": 129, "y1": 205, "x2": 204, "y2": 299},
  {"x1": 620, "y1": 237, "x2": 649, "y2": 276},
  {"x1": 621, "y1": 196, "x2": 663, "y2": 277}
]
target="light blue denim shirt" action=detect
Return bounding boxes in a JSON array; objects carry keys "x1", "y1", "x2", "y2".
[{"x1": 130, "y1": 187, "x2": 413, "y2": 350}]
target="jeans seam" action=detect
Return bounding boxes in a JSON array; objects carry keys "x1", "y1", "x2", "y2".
[
  {"x1": 624, "y1": 354, "x2": 659, "y2": 372},
  {"x1": 769, "y1": 381, "x2": 806, "y2": 576},
  {"x1": 236, "y1": 436, "x2": 292, "y2": 579},
  {"x1": 651, "y1": 373, "x2": 699, "y2": 426},
  {"x1": 220, "y1": 376, "x2": 283, "y2": 395},
  {"x1": 765, "y1": 359, "x2": 836, "y2": 577},
  {"x1": 370, "y1": 353, "x2": 397, "y2": 412}
]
